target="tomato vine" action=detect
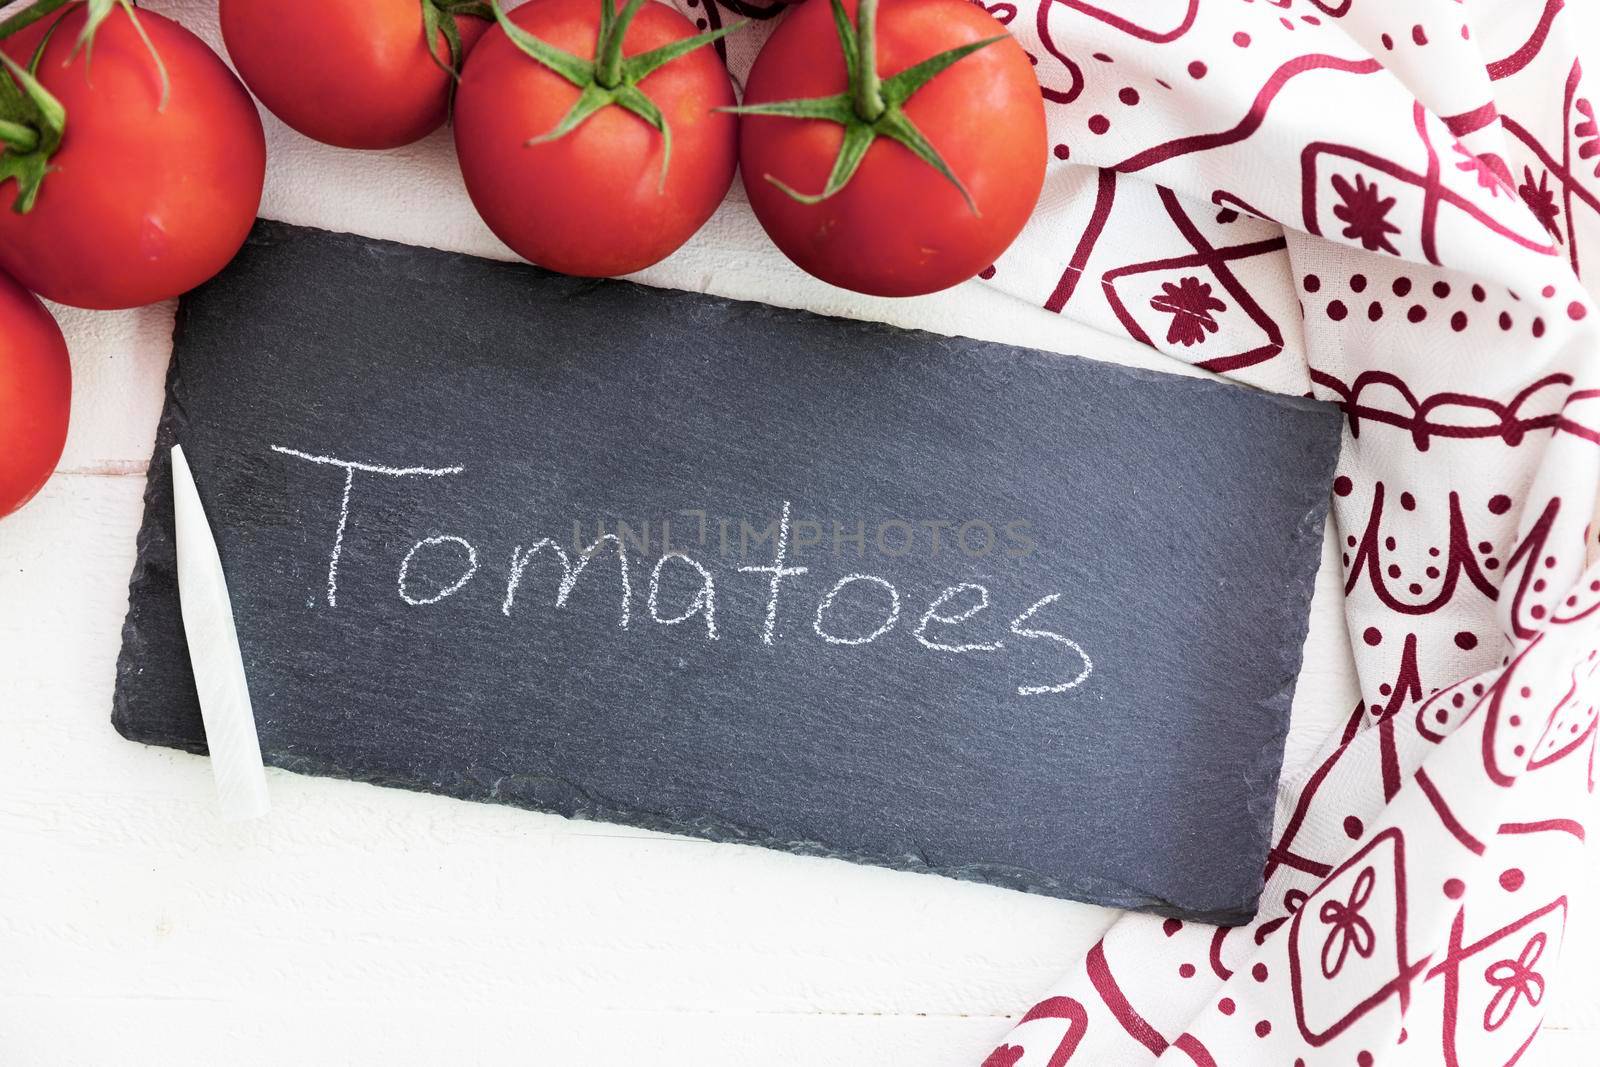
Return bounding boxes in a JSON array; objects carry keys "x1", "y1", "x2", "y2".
[{"x1": 420, "y1": 0, "x2": 490, "y2": 88}]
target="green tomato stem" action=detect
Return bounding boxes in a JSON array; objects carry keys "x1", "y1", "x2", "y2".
[
  {"x1": 0, "y1": 116, "x2": 38, "y2": 152},
  {"x1": 594, "y1": 0, "x2": 641, "y2": 89},
  {"x1": 595, "y1": 42, "x2": 622, "y2": 88},
  {"x1": 852, "y1": 0, "x2": 884, "y2": 121}
]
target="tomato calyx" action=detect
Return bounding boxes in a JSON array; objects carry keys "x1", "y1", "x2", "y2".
[
  {"x1": 490, "y1": 0, "x2": 742, "y2": 191},
  {"x1": 0, "y1": 0, "x2": 169, "y2": 214},
  {"x1": 727, "y1": 0, "x2": 1003, "y2": 213},
  {"x1": 0, "y1": 30, "x2": 64, "y2": 213}
]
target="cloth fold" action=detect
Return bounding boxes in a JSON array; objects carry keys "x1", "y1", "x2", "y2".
[{"x1": 677, "y1": 0, "x2": 1600, "y2": 1061}]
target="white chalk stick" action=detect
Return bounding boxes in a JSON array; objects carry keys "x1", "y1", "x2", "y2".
[{"x1": 171, "y1": 445, "x2": 271, "y2": 821}]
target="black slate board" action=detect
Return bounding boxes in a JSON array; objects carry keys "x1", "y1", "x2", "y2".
[{"x1": 113, "y1": 220, "x2": 1340, "y2": 922}]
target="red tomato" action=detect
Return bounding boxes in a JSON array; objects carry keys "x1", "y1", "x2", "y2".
[
  {"x1": 453, "y1": 0, "x2": 738, "y2": 277},
  {"x1": 221, "y1": 0, "x2": 489, "y2": 150},
  {"x1": 738, "y1": 0, "x2": 1046, "y2": 297},
  {"x1": 0, "y1": 270, "x2": 70, "y2": 519},
  {"x1": 0, "y1": 5, "x2": 265, "y2": 310}
]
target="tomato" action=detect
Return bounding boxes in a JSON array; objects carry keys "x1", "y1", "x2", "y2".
[
  {"x1": 220, "y1": 0, "x2": 489, "y2": 150},
  {"x1": 0, "y1": 4, "x2": 265, "y2": 310},
  {"x1": 453, "y1": 0, "x2": 738, "y2": 277},
  {"x1": 737, "y1": 0, "x2": 1046, "y2": 297},
  {"x1": 0, "y1": 269, "x2": 70, "y2": 519}
]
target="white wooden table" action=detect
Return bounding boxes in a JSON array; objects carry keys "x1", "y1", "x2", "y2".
[{"x1": 1, "y1": 3, "x2": 1595, "y2": 1062}]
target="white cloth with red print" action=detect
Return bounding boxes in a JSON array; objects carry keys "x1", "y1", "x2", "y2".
[{"x1": 676, "y1": 0, "x2": 1600, "y2": 1062}]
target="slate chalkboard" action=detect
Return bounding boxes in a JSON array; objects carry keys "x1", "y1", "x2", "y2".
[{"x1": 114, "y1": 220, "x2": 1340, "y2": 921}]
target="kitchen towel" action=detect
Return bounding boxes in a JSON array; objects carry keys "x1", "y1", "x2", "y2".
[{"x1": 678, "y1": 0, "x2": 1600, "y2": 1062}]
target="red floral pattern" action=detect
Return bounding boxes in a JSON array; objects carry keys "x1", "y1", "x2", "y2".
[
  {"x1": 1149, "y1": 276, "x2": 1225, "y2": 346},
  {"x1": 1331, "y1": 174, "x2": 1403, "y2": 256},
  {"x1": 1317, "y1": 865, "x2": 1377, "y2": 979},
  {"x1": 1519, "y1": 166, "x2": 1563, "y2": 242},
  {"x1": 1483, "y1": 932, "x2": 1547, "y2": 1032}
]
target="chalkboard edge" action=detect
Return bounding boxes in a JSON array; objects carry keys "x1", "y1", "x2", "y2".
[
  {"x1": 1224, "y1": 414, "x2": 1343, "y2": 921},
  {"x1": 110, "y1": 297, "x2": 194, "y2": 751},
  {"x1": 107, "y1": 715, "x2": 1258, "y2": 923}
]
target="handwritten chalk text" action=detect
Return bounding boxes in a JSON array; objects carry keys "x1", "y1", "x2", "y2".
[{"x1": 275, "y1": 446, "x2": 1091, "y2": 697}]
